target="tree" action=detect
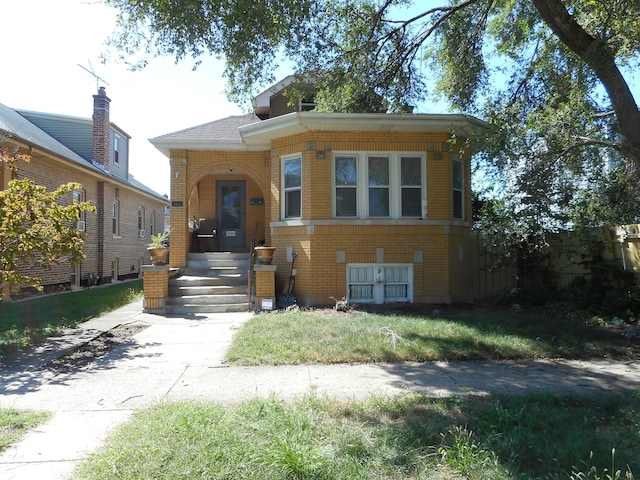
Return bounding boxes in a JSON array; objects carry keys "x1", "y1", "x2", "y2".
[
  {"x1": 103, "y1": 0, "x2": 640, "y2": 227},
  {"x1": 0, "y1": 142, "x2": 95, "y2": 297}
]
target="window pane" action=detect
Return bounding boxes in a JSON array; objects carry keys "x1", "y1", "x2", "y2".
[
  {"x1": 453, "y1": 190, "x2": 463, "y2": 219},
  {"x1": 285, "y1": 158, "x2": 301, "y2": 188},
  {"x1": 335, "y1": 156, "x2": 357, "y2": 185},
  {"x1": 401, "y1": 188, "x2": 422, "y2": 217},
  {"x1": 453, "y1": 160, "x2": 463, "y2": 189},
  {"x1": 369, "y1": 188, "x2": 389, "y2": 216},
  {"x1": 401, "y1": 157, "x2": 422, "y2": 185},
  {"x1": 285, "y1": 190, "x2": 301, "y2": 218},
  {"x1": 336, "y1": 187, "x2": 357, "y2": 216},
  {"x1": 368, "y1": 156, "x2": 389, "y2": 186}
]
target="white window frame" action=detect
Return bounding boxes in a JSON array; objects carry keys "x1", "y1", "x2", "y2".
[
  {"x1": 333, "y1": 151, "x2": 426, "y2": 220},
  {"x1": 452, "y1": 154, "x2": 464, "y2": 220},
  {"x1": 149, "y1": 210, "x2": 156, "y2": 236},
  {"x1": 112, "y1": 200, "x2": 120, "y2": 236},
  {"x1": 114, "y1": 134, "x2": 121, "y2": 164},
  {"x1": 137, "y1": 206, "x2": 145, "y2": 237},
  {"x1": 73, "y1": 189, "x2": 86, "y2": 230},
  {"x1": 281, "y1": 154, "x2": 302, "y2": 220},
  {"x1": 346, "y1": 263, "x2": 413, "y2": 304}
]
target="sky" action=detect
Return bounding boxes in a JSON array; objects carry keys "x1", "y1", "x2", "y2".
[
  {"x1": 2, "y1": 0, "x2": 445, "y2": 199},
  {"x1": 4, "y1": 0, "x2": 638, "y2": 198},
  {"x1": 2, "y1": 0, "x2": 248, "y2": 197}
]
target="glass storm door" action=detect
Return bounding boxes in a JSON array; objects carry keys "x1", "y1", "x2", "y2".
[{"x1": 216, "y1": 180, "x2": 245, "y2": 250}]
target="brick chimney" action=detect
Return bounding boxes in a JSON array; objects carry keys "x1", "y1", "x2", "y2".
[{"x1": 92, "y1": 86, "x2": 111, "y2": 170}]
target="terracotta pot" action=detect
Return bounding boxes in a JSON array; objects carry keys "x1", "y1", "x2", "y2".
[
  {"x1": 148, "y1": 247, "x2": 170, "y2": 265},
  {"x1": 254, "y1": 246, "x2": 276, "y2": 265}
]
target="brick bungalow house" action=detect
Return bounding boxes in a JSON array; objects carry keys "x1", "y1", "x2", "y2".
[
  {"x1": 150, "y1": 79, "x2": 484, "y2": 308},
  {"x1": 0, "y1": 87, "x2": 168, "y2": 299}
]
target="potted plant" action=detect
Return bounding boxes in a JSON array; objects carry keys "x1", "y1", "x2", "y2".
[
  {"x1": 254, "y1": 245, "x2": 276, "y2": 265},
  {"x1": 147, "y1": 229, "x2": 170, "y2": 265}
]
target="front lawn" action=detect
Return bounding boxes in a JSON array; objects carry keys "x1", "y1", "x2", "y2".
[
  {"x1": 0, "y1": 281, "x2": 143, "y2": 357},
  {"x1": 0, "y1": 409, "x2": 51, "y2": 453},
  {"x1": 76, "y1": 394, "x2": 640, "y2": 480},
  {"x1": 225, "y1": 306, "x2": 638, "y2": 365}
]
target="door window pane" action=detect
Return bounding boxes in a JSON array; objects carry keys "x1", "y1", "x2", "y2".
[{"x1": 221, "y1": 186, "x2": 241, "y2": 229}]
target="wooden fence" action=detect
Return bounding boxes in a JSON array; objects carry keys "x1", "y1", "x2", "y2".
[{"x1": 471, "y1": 224, "x2": 640, "y2": 302}]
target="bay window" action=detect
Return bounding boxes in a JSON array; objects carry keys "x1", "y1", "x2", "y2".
[{"x1": 334, "y1": 152, "x2": 425, "y2": 219}]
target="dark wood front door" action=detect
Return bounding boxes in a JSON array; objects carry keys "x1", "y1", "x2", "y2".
[{"x1": 216, "y1": 180, "x2": 245, "y2": 250}]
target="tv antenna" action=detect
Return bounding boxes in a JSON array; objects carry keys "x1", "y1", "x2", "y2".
[{"x1": 78, "y1": 60, "x2": 110, "y2": 89}]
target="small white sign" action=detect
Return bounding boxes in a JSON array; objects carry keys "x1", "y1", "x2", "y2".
[
  {"x1": 226, "y1": 231, "x2": 236, "y2": 237},
  {"x1": 261, "y1": 298, "x2": 273, "y2": 310}
]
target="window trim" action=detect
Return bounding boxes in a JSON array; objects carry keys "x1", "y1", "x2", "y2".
[
  {"x1": 346, "y1": 263, "x2": 414, "y2": 304},
  {"x1": 114, "y1": 134, "x2": 121, "y2": 164},
  {"x1": 73, "y1": 189, "x2": 86, "y2": 230},
  {"x1": 333, "y1": 151, "x2": 426, "y2": 220},
  {"x1": 112, "y1": 200, "x2": 120, "y2": 237},
  {"x1": 281, "y1": 154, "x2": 302, "y2": 220},
  {"x1": 149, "y1": 210, "x2": 156, "y2": 236},
  {"x1": 137, "y1": 206, "x2": 145, "y2": 237},
  {"x1": 452, "y1": 155, "x2": 464, "y2": 220}
]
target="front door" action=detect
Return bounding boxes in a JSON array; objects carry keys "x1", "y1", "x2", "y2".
[{"x1": 216, "y1": 180, "x2": 246, "y2": 250}]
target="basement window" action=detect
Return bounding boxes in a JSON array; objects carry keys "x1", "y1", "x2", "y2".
[{"x1": 346, "y1": 264, "x2": 413, "y2": 304}]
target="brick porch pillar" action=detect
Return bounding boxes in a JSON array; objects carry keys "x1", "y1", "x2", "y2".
[
  {"x1": 254, "y1": 264, "x2": 276, "y2": 310},
  {"x1": 142, "y1": 265, "x2": 170, "y2": 313}
]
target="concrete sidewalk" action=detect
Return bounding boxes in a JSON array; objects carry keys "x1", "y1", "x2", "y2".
[{"x1": 1, "y1": 299, "x2": 639, "y2": 479}]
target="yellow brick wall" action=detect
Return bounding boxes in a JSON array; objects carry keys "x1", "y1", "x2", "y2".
[
  {"x1": 271, "y1": 223, "x2": 470, "y2": 306},
  {"x1": 267, "y1": 131, "x2": 473, "y2": 306},
  {"x1": 167, "y1": 128, "x2": 473, "y2": 306}
]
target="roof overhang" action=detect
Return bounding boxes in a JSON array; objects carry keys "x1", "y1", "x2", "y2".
[
  {"x1": 239, "y1": 112, "x2": 487, "y2": 149},
  {"x1": 149, "y1": 138, "x2": 257, "y2": 157},
  {"x1": 149, "y1": 112, "x2": 487, "y2": 155}
]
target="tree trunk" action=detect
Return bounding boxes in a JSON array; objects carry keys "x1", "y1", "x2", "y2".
[{"x1": 532, "y1": 0, "x2": 640, "y2": 165}]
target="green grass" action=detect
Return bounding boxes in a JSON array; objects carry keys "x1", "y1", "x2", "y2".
[
  {"x1": 225, "y1": 307, "x2": 636, "y2": 365},
  {"x1": 0, "y1": 280, "x2": 143, "y2": 357},
  {"x1": 0, "y1": 409, "x2": 51, "y2": 453},
  {"x1": 76, "y1": 393, "x2": 640, "y2": 480}
]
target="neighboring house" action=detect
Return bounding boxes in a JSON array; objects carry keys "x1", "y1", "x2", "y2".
[
  {"x1": 151, "y1": 80, "x2": 484, "y2": 306},
  {"x1": 0, "y1": 87, "x2": 169, "y2": 298}
]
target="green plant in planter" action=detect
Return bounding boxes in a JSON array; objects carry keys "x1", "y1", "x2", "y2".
[
  {"x1": 147, "y1": 230, "x2": 170, "y2": 248},
  {"x1": 147, "y1": 230, "x2": 171, "y2": 265}
]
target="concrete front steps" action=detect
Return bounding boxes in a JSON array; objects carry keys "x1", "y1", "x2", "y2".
[{"x1": 166, "y1": 252, "x2": 251, "y2": 314}]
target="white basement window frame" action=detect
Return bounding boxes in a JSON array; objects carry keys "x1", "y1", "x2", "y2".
[{"x1": 346, "y1": 263, "x2": 413, "y2": 304}]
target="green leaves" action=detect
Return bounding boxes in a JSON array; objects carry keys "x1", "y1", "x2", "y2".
[{"x1": 0, "y1": 178, "x2": 95, "y2": 292}]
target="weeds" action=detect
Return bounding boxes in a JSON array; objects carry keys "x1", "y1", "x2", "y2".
[{"x1": 77, "y1": 394, "x2": 640, "y2": 480}]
